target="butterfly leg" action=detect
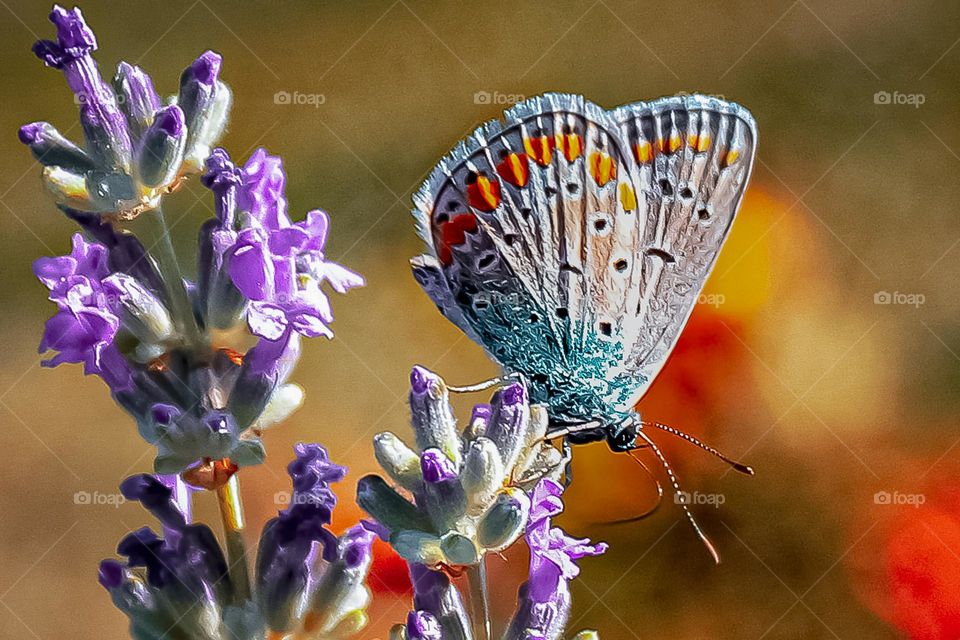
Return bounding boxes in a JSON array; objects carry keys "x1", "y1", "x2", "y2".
[
  {"x1": 562, "y1": 438, "x2": 574, "y2": 488},
  {"x1": 606, "y1": 450, "x2": 663, "y2": 523},
  {"x1": 447, "y1": 372, "x2": 525, "y2": 394},
  {"x1": 634, "y1": 428, "x2": 721, "y2": 564}
]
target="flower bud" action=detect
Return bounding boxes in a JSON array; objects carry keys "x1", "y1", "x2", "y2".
[
  {"x1": 420, "y1": 449, "x2": 466, "y2": 532},
  {"x1": 410, "y1": 564, "x2": 471, "y2": 640},
  {"x1": 254, "y1": 383, "x2": 304, "y2": 430},
  {"x1": 409, "y1": 366, "x2": 461, "y2": 467},
  {"x1": 103, "y1": 273, "x2": 174, "y2": 346},
  {"x1": 439, "y1": 532, "x2": 477, "y2": 566},
  {"x1": 406, "y1": 611, "x2": 443, "y2": 640},
  {"x1": 79, "y1": 101, "x2": 130, "y2": 173},
  {"x1": 477, "y1": 488, "x2": 530, "y2": 552},
  {"x1": 113, "y1": 61, "x2": 161, "y2": 139},
  {"x1": 42, "y1": 165, "x2": 94, "y2": 210},
  {"x1": 374, "y1": 432, "x2": 423, "y2": 491},
  {"x1": 461, "y1": 437, "x2": 504, "y2": 511},
  {"x1": 486, "y1": 382, "x2": 529, "y2": 472},
  {"x1": 85, "y1": 169, "x2": 137, "y2": 212},
  {"x1": 177, "y1": 51, "x2": 231, "y2": 171},
  {"x1": 136, "y1": 105, "x2": 186, "y2": 188},
  {"x1": 19, "y1": 121, "x2": 94, "y2": 171},
  {"x1": 356, "y1": 475, "x2": 433, "y2": 535}
]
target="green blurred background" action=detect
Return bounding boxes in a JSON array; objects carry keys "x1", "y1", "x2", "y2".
[{"x1": 2, "y1": 1, "x2": 960, "y2": 638}]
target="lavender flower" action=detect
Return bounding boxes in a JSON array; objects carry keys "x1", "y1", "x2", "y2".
[
  {"x1": 255, "y1": 443, "x2": 375, "y2": 638},
  {"x1": 33, "y1": 232, "x2": 135, "y2": 392},
  {"x1": 29, "y1": 130, "x2": 359, "y2": 476},
  {"x1": 102, "y1": 444, "x2": 374, "y2": 640},
  {"x1": 358, "y1": 366, "x2": 563, "y2": 568},
  {"x1": 22, "y1": 5, "x2": 230, "y2": 217},
  {"x1": 505, "y1": 479, "x2": 606, "y2": 640},
  {"x1": 101, "y1": 474, "x2": 235, "y2": 640}
]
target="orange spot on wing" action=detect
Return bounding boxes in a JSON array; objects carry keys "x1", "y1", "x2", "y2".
[
  {"x1": 658, "y1": 134, "x2": 682, "y2": 154},
  {"x1": 634, "y1": 141, "x2": 654, "y2": 164},
  {"x1": 689, "y1": 134, "x2": 711, "y2": 152},
  {"x1": 436, "y1": 213, "x2": 478, "y2": 265},
  {"x1": 556, "y1": 133, "x2": 583, "y2": 162},
  {"x1": 466, "y1": 174, "x2": 501, "y2": 212},
  {"x1": 496, "y1": 152, "x2": 529, "y2": 188},
  {"x1": 722, "y1": 149, "x2": 741, "y2": 167},
  {"x1": 589, "y1": 151, "x2": 617, "y2": 186},
  {"x1": 524, "y1": 135, "x2": 554, "y2": 166}
]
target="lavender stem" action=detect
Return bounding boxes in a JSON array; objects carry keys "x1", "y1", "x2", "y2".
[
  {"x1": 216, "y1": 473, "x2": 251, "y2": 603},
  {"x1": 138, "y1": 205, "x2": 203, "y2": 348},
  {"x1": 465, "y1": 561, "x2": 491, "y2": 640}
]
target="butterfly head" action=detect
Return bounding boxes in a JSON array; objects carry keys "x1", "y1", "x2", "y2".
[{"x1": 606, "y1": 421, "x2": 639, "y2": 452}]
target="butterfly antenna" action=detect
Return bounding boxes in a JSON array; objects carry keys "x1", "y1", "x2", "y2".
[
  {"x1": 643, "y1": 421, "x2": 754, "y2": 476},
  {"x1": 635, "y1": 429, "x2": 721, "y2": 564},
  {"x1": 604, "y1": 449, "x2": 663, "y2": 524}
]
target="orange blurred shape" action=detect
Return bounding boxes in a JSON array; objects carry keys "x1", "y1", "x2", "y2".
[{"x1": 634, "y1": 184, "x2": 788, "y2": 449}]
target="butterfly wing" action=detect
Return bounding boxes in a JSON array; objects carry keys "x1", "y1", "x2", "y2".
[
  {"x1": 411, "y1": 93, "x2": 756, "y2": 421},
  {"x1": 610, "y1": 95, "x2": 757, "y2": 408}
]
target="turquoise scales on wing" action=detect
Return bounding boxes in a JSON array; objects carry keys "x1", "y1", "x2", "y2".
[{"x1": 411, "y1": 93, "x2": 757, "y2": 448}]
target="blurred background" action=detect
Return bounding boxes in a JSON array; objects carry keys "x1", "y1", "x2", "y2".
[{"x1": 1, "y1": 1, "x2": 959, "y2": 638}]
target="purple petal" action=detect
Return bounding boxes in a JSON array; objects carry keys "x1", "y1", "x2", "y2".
[{"x1": 228, "y1": 235, "x2": 273, "y2": 301}]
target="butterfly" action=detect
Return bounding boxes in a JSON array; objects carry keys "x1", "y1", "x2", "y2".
[{"x1": 410, "y1": 93, "x2": 757, "y2": 561}]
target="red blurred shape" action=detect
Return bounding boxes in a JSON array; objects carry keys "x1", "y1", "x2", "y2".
[{"x1": 367, "y1": 538, "x2": 413, "y2": 594}]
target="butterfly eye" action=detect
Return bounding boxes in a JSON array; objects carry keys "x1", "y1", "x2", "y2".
[
  {"x1": 697, "y1": 206, "x2": 712, "y2": 221},
  {"x1": 599, "y1": 321, "x2": 613, "y2": 337},
  {"x1": 566, "y1": 182, "x2": 580, "y2": 196},
  {"x1": 613, "y1": 258, "x2": 629, "y2": 272},
  {"x1": 658, "y1": 178, "x2": 674, "y2": 197},
  {"x1": 679, "y1": 186, "x2": 694, "y2": 199}
]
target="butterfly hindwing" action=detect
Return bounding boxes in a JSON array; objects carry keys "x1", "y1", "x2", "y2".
[{"x1": 412, "y1": 93, "x2": 756, "y2": 424}]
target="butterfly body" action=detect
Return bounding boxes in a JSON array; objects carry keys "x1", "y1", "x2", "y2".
[{"x1": 411, "y1": 93, "x2": 756, "y2": 450}]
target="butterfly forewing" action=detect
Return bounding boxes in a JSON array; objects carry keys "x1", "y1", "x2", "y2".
[
  {"x1": 612, "y1": 96, "x2": 757, "y2": 407},
  {"x1": 412, "y1": 93, "x2": 756, "y2": 425}
]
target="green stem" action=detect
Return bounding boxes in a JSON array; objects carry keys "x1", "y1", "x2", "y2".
[
  {"x1": 141, "y1": 206, "x2": 203, "y2": 348},
  {"x1": 217, "y1": 474, "x2": 251, "y2": 603},
  {"x1": 465, "y1": 560, "x2": 491, "y2": 640}
]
